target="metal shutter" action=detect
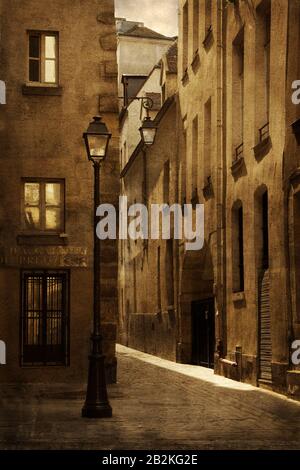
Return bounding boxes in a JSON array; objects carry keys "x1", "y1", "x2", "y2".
[{"x1": 258, "y1": 269, "x2": 272, "y2": 382}]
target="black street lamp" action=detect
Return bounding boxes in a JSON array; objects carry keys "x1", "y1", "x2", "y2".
[
  {"x1": 82, "y1": 116, "x2": 112, "y2": 418},
  {"x1": 139, "y1": 116, "x2": 158, "y2": 147}
]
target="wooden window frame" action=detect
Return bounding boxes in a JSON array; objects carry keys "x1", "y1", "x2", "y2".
[
  {"x1": 21, "y1": 178, "x2": 65, "y2": 235},
  {"x1": 27, "y1": 31, "x2": 59, "y2": 86}
]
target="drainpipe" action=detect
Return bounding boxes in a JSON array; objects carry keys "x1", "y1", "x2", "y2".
[
  {"x1": 215, "y1": 0, "x2": 227, "y2": 361},
  {"x1": 174, "y1": 93, "x2": 182, "y2": 362}
]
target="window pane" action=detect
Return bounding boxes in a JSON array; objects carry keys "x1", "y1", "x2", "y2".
[
  {"x1": 27, "y1": 276, "x2": 43, "y2": 311},
  {"x1": 29, "y1": 59, "x2": 40, "y2": 82},
  {"x1": 25, "y1": 183, "x2": 40, "y2": 205},
  {"x1": 45, "y1": 208, "x2": 61, "y2": 230},
  {"x1": 26, "y1": 311, "x2": 42, "y2": 346},
  {"x1": 26, "y1": 276, "x2": 43, "y2": 346},
  {"x1": 47, "y1": 277, "x2": 63, "y2": 345},
  {"x1": 45, "y1": 36, "x2": 56, "y2": 59},
  {"x1": 45, "y1": 183, "x2": 61, "y2": 206},
  {"x1": 29, "y1": 35, "x2": 40, "y2": 58},
  {"x1": 45, "y1": 59, "x2": 56, "y2": 83},
  {"x1": 25, "y1": 207, "x2": 40, "y2": 229}
]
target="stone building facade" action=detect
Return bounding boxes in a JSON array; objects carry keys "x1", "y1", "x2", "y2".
[
  {"x1": 0, "y1": 0, "x2": 119, "y2": 384},
  {"x1": 119, "y1": 64, "x2": 162, "y2": 168},
  {"x1": 177, "y1": 0, "x2": 294, "y2": 394},
  {"x1": 118, "y1": 0, "x2": 300, "y2": 399},
  {"x1": 283, "y1": 0, "x2": 300, "y2": 397},
  {"x1": 217, "y1": 0, "x2": 289, "y2": 394},
  {"x1": 176, "y1": 0, "x2": 224, "y2": 367},
  {"x1": 116, "y1": 19, "x2": 175, "y2": 106},
  {"x1": 118, "y1": 43, "x2": 178, "y2": 359}
]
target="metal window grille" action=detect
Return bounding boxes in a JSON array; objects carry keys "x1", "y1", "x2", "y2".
[
  {"x1": 21, "y1": 270, "x2": 69, "y2": 366},
  {"x1": 259, "y1": 122, "x2": 269, "y2": 142},
  {"x1": 234, "y1": 142, "x2": 244, "y2": 162}
]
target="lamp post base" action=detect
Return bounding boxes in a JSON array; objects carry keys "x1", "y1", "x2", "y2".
[
  {"x1": 82, "y1": 403, "x2": 112, "y2": 419},
  {"x1": 82, "y1": 352, "x2": 112, "y2": 419}
]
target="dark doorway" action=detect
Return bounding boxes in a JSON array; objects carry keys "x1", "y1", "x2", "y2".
[
  {"x1": 21, "y1": 270, "x2": 69, "y2": 366},
  {"x1": 191, "y1": 298, "x2": 215, "y2": 368}
]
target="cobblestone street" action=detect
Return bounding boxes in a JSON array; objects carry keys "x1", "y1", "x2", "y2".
[{"x1": 1, "y1": 345, "x2": 300, "y2": 450}]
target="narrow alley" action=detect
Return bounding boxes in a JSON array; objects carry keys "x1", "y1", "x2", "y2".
[{"x1": 1, "y1": 345, "x2": 300, "y2": 450}]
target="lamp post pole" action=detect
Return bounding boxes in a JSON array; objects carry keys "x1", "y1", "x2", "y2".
[
  {"x1": 81, "y1": 111, "x2": 156, "y2": 418},
  {"x1": 82, "y1": 137, "x2": 112, "y2": 419}
]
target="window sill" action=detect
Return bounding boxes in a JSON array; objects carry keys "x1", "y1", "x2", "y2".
[
  {"x1": 219, "y1": 358, "x2": 237, "y2": 367},
  {"x1": 17, "y1": 233, "x2": 68, "y2": 246},
  {"x1": 181, "y1": 69, "x2": 189, "y2": 86},
  {"x1": 231, "y1": 155, "x2": 245, "y2": 176},
  {"x1": 203, "y1": 27, "x2": 214, "y2": 50},
  {"x1": 253, "y1": 136, "x2": 272, "y2": 161},
  {"x1": 22, "y1": 84, "x2": 63, "y2": 96},
  {"x1": 232, "y1": 291, "x2": 245, "y2": 304},
  {"x1": 191, "y1": 51, "x2": 200, "y2": 72}
]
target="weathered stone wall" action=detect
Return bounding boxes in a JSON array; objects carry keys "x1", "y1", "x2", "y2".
[
  {"x1": 0, "y1": 0, "x2": 119, "y2": 384},
  {"x1": 117, "y1": 34, "x2": 174, "y2": 99},
  {"x1": 221, "y1": 0, "x2": 289, "y2": 390},
  {"x1": 177, "y1": 0, "x2": 223, "y2": 364},
  {"x1": 284, "y1": 0, "x2": 300, "y2": 398},
  {"x1": 119, "y1": 97, "x2": 178, "y2": 362}
]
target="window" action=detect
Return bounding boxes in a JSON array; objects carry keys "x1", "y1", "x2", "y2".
[
  {"x1": 192, "y1": 115, "x2": 198, "y2": 196},
  {"x1": 255, "y1": 1, "x2": 271, "y2": 140},
  {"x1": 204, "y1": 98, "x2": 211, "y2": 183},
  {"x1": 193, "y1": 0, "x2": 199, "y2": 54},
  {"x1": 205, "y1": 0, "x2": 212, "y2": 35},
  {"x1": 21, "y1": 270, "x2": 69, "y2": 365},
  {"x1": 123, "y1": 141, "x2": 127, "y2": 166},
  {"x1": 163, "y1": 160, "x2": 170, "y2": 204},
  {"x1": 133, "y1": 258, "x2": 137, "y2": 313},
  {"x1": 232, "y1": 202, "x2": 244, "y2": 292},
  {"x1": 166, "y1": 240, "x2": 174, "y2": 307},
  {"x1": 181, "y1": 129, "x2": 187, "y2": 204},
  {"x1": 292, "y1": 190, "x2": 300, "y2": 321},
  {"x1": 232, "y1": 29, "x2": 244, "y2": 159},
  {"x1": 295, "y1": 8, "x2": 300, "y2": 82},
  {"x1": 23, "y1": 179, "x2": 64, "y2": 233},
  {"x1": 28, "y1": 32, "x2": 58, "y2": 84},
  {"x1": 254, "y1": 186, "x2": 269, "y2": 273},
  {"x1": 262, "y1": 190, "x2": 269, "y2": 269},
  {"x1": 264, "y1": 13, "x2": 271, "y2": 123},
  {"x1": 162, "y1": 84, "x2": 166, "y2": 104},
  {"x1": 157, "y1": 246, "x2": 161, "y2": 312},
  {"x1": 182, "y1": 1, "x2": 189, "y2": 75}
]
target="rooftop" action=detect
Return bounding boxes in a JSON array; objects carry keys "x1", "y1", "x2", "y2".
[{"x1": 117, "y1": 19, "x2": 175, "y2": 41}]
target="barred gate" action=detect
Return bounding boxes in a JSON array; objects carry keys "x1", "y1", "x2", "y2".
[{"x1": 21, "y1": 270, "x2": 69, "y2": 366}]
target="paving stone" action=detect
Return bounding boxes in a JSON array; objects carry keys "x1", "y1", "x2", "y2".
[{"x1": 0, "y1": 345, "x2": 300, "y2": 450}]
